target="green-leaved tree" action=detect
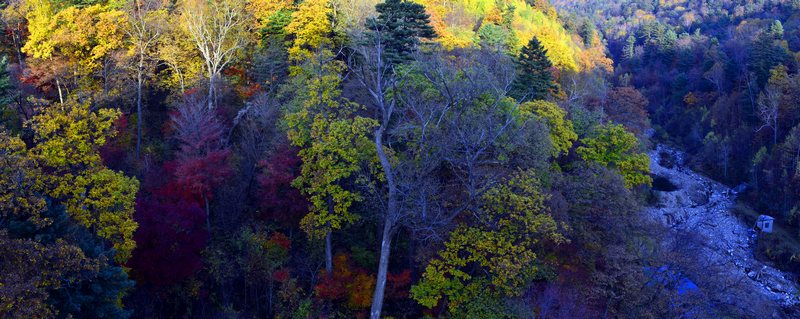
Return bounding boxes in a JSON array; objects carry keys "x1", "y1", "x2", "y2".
[{"x1": 577, "y1": 123, "x2": 652, "y2": 189}]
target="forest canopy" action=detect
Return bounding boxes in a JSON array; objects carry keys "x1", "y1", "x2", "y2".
[{"x1": 1, "y1": 0, "x2": 798, "y2": 318}]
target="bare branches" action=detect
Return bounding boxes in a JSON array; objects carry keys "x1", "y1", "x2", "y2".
[
  {"x1": 756, "y1": 85, "x2": 781, "y2": 145},
  {"x1": 171, "y1": 93, "x2": 226, "y2": 157},
  {"x1": 180, "y1": 0, "x2": 250, "y2": 109},
  {"x1": 124, "y1": 0, "x2": 167, "y2": 156}
]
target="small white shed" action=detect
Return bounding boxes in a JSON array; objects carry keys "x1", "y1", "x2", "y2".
[{"x1": 756, "y1": 215, "x2": 775, "y2": 233}]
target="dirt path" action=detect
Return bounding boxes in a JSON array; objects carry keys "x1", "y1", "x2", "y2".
[{"x1": 646, "y1": 145, "x2": 799, "y2": 318}]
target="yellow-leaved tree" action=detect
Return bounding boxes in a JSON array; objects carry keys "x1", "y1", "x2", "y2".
[
  {"x1": 521, "y1": 100, "x2": 577, "y2": 157},
  {"x1": 22, "y1": 2, "x2": 127, "y2": 99},
  {"x1": 285, "y1": 0, "x2": 378, "y2": 275},
  {"x1": 247, "y1": 0, "x2": 293, "y2": 30},
  {"x1": 284, "y1": 0, "x2": 336, "y2": 62},
  {"x1": 26, "y1": 100, "x2": 139, "y2": 262},
  {"x1": 157, "y1": 12, "x2": 204, "y2": 93},
  {"x1": 411, "y1": 170, "x2": 566, "y2": 315}
]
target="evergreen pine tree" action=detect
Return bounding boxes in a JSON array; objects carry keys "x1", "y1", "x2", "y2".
[
  {"x1": 751, "y1": 21, "x2": 789, "y2": 86},
  {"x1": 369, "y1": 0, "x2": 436, "y2": 65},
  {"x1": 501, "y1": 3, "x2": 518, "y2": 51},
  {"x1": 580, "y1": 20, "x2": 595, "y2": 47},
  {"x1": 509, "y1": 37, "x2": 557, "y2": 102},
  {"x1": 49, "y1": 217, "x2": 135, "y2": 319},
  {"x1": 0, "y1": 56, "x2": 18, "y2": 131},
  {"x1": 623, "y1": 35, "x2": 636, "y2": 61},
  {"x1": 769, "y1": 20, "x2": 784, "y2": 38}
]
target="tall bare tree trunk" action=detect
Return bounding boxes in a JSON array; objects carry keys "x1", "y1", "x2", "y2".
[
  {"x1": 136, "y1": 57, "x2": 144, "y2": 157},
  {"x1": 208, "y1": 73, "x2": 215, "y2": 109},
  {"x1": 268, "y1": 279, "x2": 274, "y2": 315},
  {"x1": 56, "y1": 78, "x2": 64, "y2": 105},
  {"x1": 773, "y1": 119, "x2": 778, "y2": 146},
  {"x1": 325, "y1": 230, "x2": 333, "y2": 274},
  {"x1": 204, "y1": 194, "x2": 211, "y2": 234},
  {"x1": 11, "y1": 29, "x2": 24, "y2": 68},
  {"x1": 371, "y1": 220, "x2": 394, "y2": 319},
  {"x1": 325, "y1": 195, "x2": 336, "y2": 274},
  {"x1": 370, "y1": 128, "x2": 397, "y2": 319}
]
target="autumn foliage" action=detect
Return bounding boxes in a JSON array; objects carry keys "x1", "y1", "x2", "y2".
[
  {"x1": 170, "y1": 94, "x2": 233, "y2": 204},
  {"x1": 128, "y1": 198, "x2": 209, "y2": 287},
  {"x1": 7, "y1": 0, "x2": 761, "y2": 316},
  {"x1": 315, "y1": 253, "x2": 411, "y2": 310},
  {"x1": 256, "y1": 146, "x2": 308, "y2": 227}
]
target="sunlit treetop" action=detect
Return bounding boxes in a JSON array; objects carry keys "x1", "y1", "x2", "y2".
[
  {"x1": 520, "y1": 100, "x2": 577, "y2": 157},
  {"x1": 416, "y1": 0, "x2": 581, "y2": 70},
  {"x1": 577, "y1": 123, "x2": 652, "y2": 189},
  {"x1": 22, "y1": 2, "x2": 127, "y2": 73},
  {"x1": 411, "y1": 169, "x2": 566, "y2": 314}
]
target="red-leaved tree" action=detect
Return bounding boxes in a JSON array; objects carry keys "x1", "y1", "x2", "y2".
[
  {"x1": 128, "y1": 198, "x2": 209, "y2": 287},
  {"x1": 314, "y1": 253, "x2": 411, "y2": 311},
  {"x1": 170, "y1": 93, "x2": 233, "y2": 228},
  {"x1": 257, "y1": 146, "x2": 308, "y2": 227}
]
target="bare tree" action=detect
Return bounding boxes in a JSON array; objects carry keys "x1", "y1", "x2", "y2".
[
  {"x1": 756, "y1": 85, "x2": 781, "y2": 145},
  {"x1": 347, "y1": 26, "x2": 400, "y2": 318},
  {"x1": 331, "y1": 0, "x2": 379, "y2": 31},
  {"x1": 563, "y1": 68, "x2": 609, "y2": 107},
  {"x1": 394, "y1": 48, "x2": 526, "y2": 236},
  {"x1": 704, "y1": 61, "x2": 726, "y2": 94},
  {"x1": 180, "y1": 0, "x2": 250, "y2": 109},
  {"x1": 350, "y1": 28, "x2": 528, "y2": 316},
  {"x1": 171, "y1": 92, "x2": 231, "y2": 231},
  {"x1": 171, "y1": 93, "x2": 226, "y2": 157},
  {"x1": 124, "y1": 0, "x2": 166, "y2": 156}
]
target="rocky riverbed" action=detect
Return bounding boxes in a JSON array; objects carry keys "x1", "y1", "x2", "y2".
[{"x1": 646, "y1": 145, "x2": 800, "y2": 318}]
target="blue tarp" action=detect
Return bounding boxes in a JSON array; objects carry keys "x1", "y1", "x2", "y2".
[{"x1": 644, "y1": 265, "x2": 699, "y2": 295}]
